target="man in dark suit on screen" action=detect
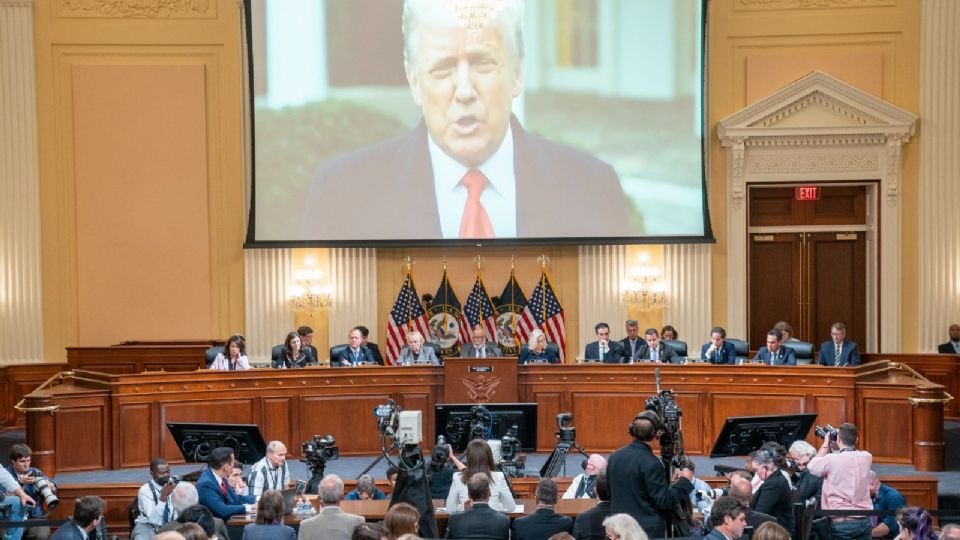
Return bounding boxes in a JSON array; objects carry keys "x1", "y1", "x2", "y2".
[
  {"x1": 938, "y1": 323, "x2": 960, "y2": 354},
  {"x1": 445, "y1": 473, "x2": 510, "y2": 540},
  {"x1": 818, "y1": 322, "x2": 861, "y2": 366},
  {"x1": 300, "y1": 0, "x2": 631, "y2": 241}
]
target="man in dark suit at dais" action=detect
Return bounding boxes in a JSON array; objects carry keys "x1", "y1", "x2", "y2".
[{"x1": 301, "y1": 0, "x2": 631, "y2": 241}]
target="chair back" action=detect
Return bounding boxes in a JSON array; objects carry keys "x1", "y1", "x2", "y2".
[
  {"x1": 727, "y1": 338, "x2": 750, "y2": 358},
  {"x1": 204, "y1": 346, "x2": 221, "y2": 368},
  {"x1": 783, "y1": 340, "x2": 815, "y2": 363},
  {"x1": 546, "y1": 341, "x2": 560, "y2": 357},
  {"x1": 271, "y1": 344, "x2": 284, "y2": 361},
  {"x1": 663, "y1": 339, "x2": 688, "y2": 357},
  {"x1": 329, "y1": 344, "x2": 349, "y2": 363}
]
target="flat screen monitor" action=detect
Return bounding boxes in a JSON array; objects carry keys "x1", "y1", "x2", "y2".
[
  {"x1": 243, "y1": 0, "x2": 711, "y2": 246},
  {"x1": 709, "y1": 413, "x2": 818, "y2": 458},
  {"x1": 166, "y1": 422, "x2": 268, "y2": 465},
  {"x1": 435, "y1": 402, "x2": 537, "y2": 452}
]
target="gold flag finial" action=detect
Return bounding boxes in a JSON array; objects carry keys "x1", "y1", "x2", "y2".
[
  {"x1": 403, "y1": 256, "x2": 414, "y2": 273},
  {"x1": 442, "y1": 257, "x2": 447, "y2": 271},
  {"x1": 473, "y1": 255, "x2": 485, "y2": 271},
  {"x1": 537, "y1": 255, "x2": 550, "y2": 270}
]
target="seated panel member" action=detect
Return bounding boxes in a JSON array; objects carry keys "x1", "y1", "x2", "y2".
[
  {"x1": 636, "y1": 328, "x2": 679, "y2": 364},
  {"x1": 818, "y1": 322, "x2": 861, "y2": 366},
  {"x1": 660, "y1": 325, "x2": 678, "y2": 341},
  {"x1": 519, "y1": 329, "x2": 558, "y2": 364},
  {"x1": 938, "y1": 323, "x2": 960, "y2": 355},
  {"x1": 297, "y1": 326, "x2": 319, "y2": 364},
  {"x1": 336, "y1": 327, "x2": 380, "y2": 367},
  {"x1": 397, "y1": 330, "x2": 440, "y2": 365},
  {"x1": 753, "y1": 329, "x2": 797, "y2": 366},
  {"x1": 701, "y1": 326, "x2": 737, "y2": 364},
  {"x1": 583, "y1": 323, "x2": 625, "y2": 363},
  {"x1": 461, "y1": 326, "x2": 503, "y2": 358},
  {"x1": 272, "y1": 332, "x2": 315, "y2": 369},
  {"x1": 621, "y1": 320, "x2": 643, "y2": 363},
  {"x1": 209, "y1": 335, "x2": 250, "y2": 371},
  {"x1": 356, "y1": 325, "x2": 385, "y2": 365}
]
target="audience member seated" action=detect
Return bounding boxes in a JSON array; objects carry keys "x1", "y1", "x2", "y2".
[
  {"x1": 512, "y1": 479, "x2": 573, "y2": 540},
  {"x1": 157, "y1": 503, "x2": 228, "y2": 540},
  {"x1": 6, "y1": 444, "x2": 55, "y2": 540},
  {"x1": 753, "y1": 330, "x2": 796, "y2": 366},
  {"x1": 384, "y1": 503, "x2": 420, "y2": 539},
  {"x1": 175, "y1": 523, "x2": 208, "y2": 540},
  {"x1": 197, "y1": 447, "x2": 255, "y2": 520},
  {"x1": 460, "y1": 326, "x2": 503, "y2": 358},
  {"x1": 241, "y1": 490, "x2": 295, "y2": 540},
  {"x1": 343, "y1": 474, "x2": 385, "y2": 501},
  {"x1": 753, "y1": 521, "x2": 791, "y2": 540},
  {"x1": 428, "y1": 444, "x2": 465, "y2": 500},
  {"x1": 940, "y1": 524, "x2": 960, "y2": 540},
  {"x1": 132, "y1": 457, "x2": 178, "y2": 540},
  {"x1": 209, "y1": 335, "x2": 250, "y2": 371},
  {"x1": 571, "y1": 469, "x2": 612, "y2": 540},
  {"x1": 445, "y1": 440, "x2": 516, "y2": 513},
  {"x1": 444, "y1": 474, "x2": 511, "y2": 540},
  {"x1": 870, "y1": 471, "x2": 907, "y2": 540},
  {"x1": 356, "y1": 326, "x2": 385, "y2": 365},
  {"x1": 621, "y1": 320, "x2": 643, "y2": 362},
  {"x1": 678, "y1": 458, "x2": 711, "y2": 516},
  {"x1": 249, "y1": 441, "x2": 290, "y2": 497},
  {"x1": 297, "y1": 326, "x2": 319, "y2": 364},
  {"x1": 660, "y1": 325, "x2": 678, "y2": 341},
  {"x1": 818, "y1": 322, "x2": 861, "y2": 366},
  {"x1": 704, "y1": 497, "x2": 747, "y2": 540},
  {"x1": 773, "y1": 321, "x2": 799, "y2": 343},
  {"x1": 701, "y1": 327, "x2": 737, "y2": 364},
  {"x1": 50, "y1": 496, "x2": 105, "y2": 540},
  {"x1": 298, "y1": 474, "x2": 363, "y2": 540},
  {"x1": 227, "y1": 461, "x2": 249, "y2": 496},
  {"x1": 938, "y1": 323, "x2": 960, "y2": 355},
  {"x1": 563, "y1": 454, "x2": 606, "y2": 499},
  {"x1": 336, "y1": 327, "x2": 379, "y2": 367},
  {"x1": 349, "y1": 524, "x2": 389, "y2": 540},
  {"x1": 583, "y1": 323, "x2": 625, "y2": 363},
  {"x1": 636, "y1": 328, "x2": 680, "y2": 364},
  {"x1": 895, "y1": 507, "x2": 937, "y2": 540},
  {"x1": 728, "y1": 476, "x2": 776, "y2": 532},
  {"x1": 397, "y1": 331, "x2": 440, "y2": 366},
  {"x1": 1, "y1": 464, "x2": 36, "y2": 540},
  {"x1": 385, "y1": 466, "x2": 399, "y2": 492},
  {"x1": 272, "y1": 332, "x2": 314, "y2": 369},
  {"x1": 750, "y1": 443, "x2": 795, "y2": 533},
  {"x1": 519, "y1": 329, "x2": 559, "y2": 365},
  {"x1": 601, "y1": 514, "x2": 646, "y2": 540}
]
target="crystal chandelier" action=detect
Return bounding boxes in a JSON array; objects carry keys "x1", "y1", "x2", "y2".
[
  {"x1": 623, "y1": 253, "x2": 667, "y2": 311},
  {"x1": 289, "y1": 257, "x2": 333, "y2": 312}
]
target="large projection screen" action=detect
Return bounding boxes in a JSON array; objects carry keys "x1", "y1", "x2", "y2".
[{"x1": 245, "y1": 0, "x2": 711, "y2": 246}]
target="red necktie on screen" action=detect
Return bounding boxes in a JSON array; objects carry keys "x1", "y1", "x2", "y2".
[{"x1": 458, "y1": 170, "x2": 494, "y2": 238}]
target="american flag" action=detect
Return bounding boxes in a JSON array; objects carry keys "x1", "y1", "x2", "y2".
[
  {"x1": 428, "y1": 270, "x2": 471, "y2": 354},
  {"x1": 463, "y1": 273, "x2": 498, "y2": 342},
  {"x1": 386, "y1": 273, "x2": 431, "y2": 365},
  {"x1": 518, "y1": 271, "x2": 566, "y2": 362}
]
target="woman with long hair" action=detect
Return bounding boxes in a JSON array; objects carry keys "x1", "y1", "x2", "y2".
[
  {"x1": 444, "y1": 439, "x2": 516, "y2": 512},
  {"x1": 209, "y1": 335, "x2": 250, "y2": 371},
  {"x1": 273, "y1": 331, "x2": 310, "y2": 369},
  {"x1": 384, "y1": 502, "x2": 419, "y2": 539},
  {"x1": 427, "y1": 443, "x2": 464, "y2": 500},
  {"x1": 895, "y1": 507, "x2": 937, "y2": 540}
]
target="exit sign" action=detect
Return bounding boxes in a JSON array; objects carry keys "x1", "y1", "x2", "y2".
[{"x1": 795, "y1": 186, "x2": 821, "y2": 201}]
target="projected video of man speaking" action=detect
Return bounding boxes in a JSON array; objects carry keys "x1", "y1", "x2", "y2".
[{"x1": 248, "y1": 0, "x2": 707, "y2": 244}]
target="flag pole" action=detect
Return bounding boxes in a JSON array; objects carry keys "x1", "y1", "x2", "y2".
[
  {"x1": 404, "y1": 256, "x2": 414, "y2": 331},
  {"x1": 537, "y1": 255, "x2": 549, "y2": 326},
  {"x1": 510, "y1": 256, "x2": 519, "y2": 347}
]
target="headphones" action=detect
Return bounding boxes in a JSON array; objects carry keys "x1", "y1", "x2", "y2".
[{"x1": 629, "y1": 410, "x2": 663, "y2": 438}]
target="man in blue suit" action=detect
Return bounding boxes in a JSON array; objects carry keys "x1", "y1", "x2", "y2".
[
  {"x1": 704, "y1": 496, "x2": 748, "y2": 540},
  {"x1": 701, "y1": 327, "x2": 737, "y2": 364},
  {"x1": 753, "y1": 329, "x2": 797, "y2": 366},
  {"x1": 49, "y1": 496, "x2": 104, "y2": 540},
  {"x1": 583, "y1": 323, "x2": 625, "y2": 363},
  {"x1": 336, "y1": 327, "x2": 379, "y2": 367},
  {"x1": 818, "y1": 322, "x2": 861, "y2": 366},
  {"x1": 196, "y1": 447, "x2": 255, "y2": 520}
]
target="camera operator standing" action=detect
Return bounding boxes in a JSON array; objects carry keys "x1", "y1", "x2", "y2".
[
  {"x1": 6, "y1": 444, "x2": 55, "y2": 540},
  {"x1": 607, "y1": 411, "x2": 694, "y2": 538},
  {"x1": 806, "y1": 423, "x2": 872, "y2": 540},
  {"x1": 131, "y1": 458, "x2": 177, "y2": 540}
]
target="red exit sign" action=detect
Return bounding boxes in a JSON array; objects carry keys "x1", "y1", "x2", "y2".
[{"x1": 795, "y1": 186, "x2": 821, "y2": 201}]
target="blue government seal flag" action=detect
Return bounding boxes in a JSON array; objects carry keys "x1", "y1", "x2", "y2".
[
  {"x1": 427, "y1": 270, "x2": 470, "y2": 356},
  {"x1": 493, "y1": 271, "x2": 528, "y2": 355}
]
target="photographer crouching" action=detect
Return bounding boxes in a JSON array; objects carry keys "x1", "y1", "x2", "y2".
[
  {"x1": 807, "y1": 423, "x2": 873, "y2": 540},
  {"x1": 607, "y1": 411, "x2": 694, "y2": 538},
  {"x1": 5, "y1": 444, "x2": 53, "y2": 540}
]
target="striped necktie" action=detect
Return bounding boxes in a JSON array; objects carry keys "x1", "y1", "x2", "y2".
[{"x1": 834, "y1": 344, "x2": 842, "y2": 366}]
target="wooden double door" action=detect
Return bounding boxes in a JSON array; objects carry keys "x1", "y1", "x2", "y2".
[{"x1": 747, "y1": 185, "x2": 870, "y2": 349}]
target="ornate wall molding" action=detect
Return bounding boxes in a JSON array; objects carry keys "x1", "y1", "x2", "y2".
[
  {"x1": 735, "y1": 0, "x2": 894, "y2": 11},
  {"x1": 730, "y1": 138, "x2": 746, "y2": 210},
  {"x1": 57, "y1": 0, "x2": 214, "y2": 18},
  {"x1": 748, "y1": 153, "x2": 879, "y2": 175},
  {"x1": 884, "y1": 137, "x2": 902, "y2": 207},
  {"x1": 749, "y1": 90, "x2": 884, "y2": 128}
]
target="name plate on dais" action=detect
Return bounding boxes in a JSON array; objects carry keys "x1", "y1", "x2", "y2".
[{"x1": 469, "y1": 366, "x2": 493, "y2": 373}]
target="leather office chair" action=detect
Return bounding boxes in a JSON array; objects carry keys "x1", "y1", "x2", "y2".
[
  {"x1": 663, "y1": 339, "x2": 688, "y2": 358},
  {"x1": 329, "y1": 344, "x2": 349, "y2": 364},
  {"x1": 270, "y1": 344, "x2": 284, "y2": 362},
  {"x1": 727, "y1": 338, "x2": 750, "y2": 360},
  {"x1": 784, "y1": 340, "x2": 815, "y2": 364},
  {"x1": 204, "y1": 346, "x2": 221, "y2": 368}
]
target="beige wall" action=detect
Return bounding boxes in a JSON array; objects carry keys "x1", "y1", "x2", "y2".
[{"x1": 27, "y1": 0, "x2": 926, "y2": 359}]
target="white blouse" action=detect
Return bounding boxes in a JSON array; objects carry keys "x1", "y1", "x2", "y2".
[{"x1": 444, "y1": 470, "x2": 516, "y2": 513}]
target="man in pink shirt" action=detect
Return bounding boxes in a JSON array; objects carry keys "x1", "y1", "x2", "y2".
[{"x1": 806, "y1": 423, "x2": 872, "y2": 540}]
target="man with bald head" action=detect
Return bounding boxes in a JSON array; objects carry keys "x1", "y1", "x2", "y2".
[
  {"x1": 248, "y1": 440, "x2": 289, "y2": 497},
  {"x1": 298, "y1": 474, "x2": 363, "y2": 540},
  {"x1": 562, "y1": 454, "x2": 606, "y2": 499},
  {"x1": 728, "y1": 475, "x2": 777, "y2": 532},
  {"x1": 938, "y1": 324, "x2": 960, "y2": 354}
]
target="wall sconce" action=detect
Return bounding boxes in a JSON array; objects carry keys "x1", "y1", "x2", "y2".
[
  {"x1": 624, "y1": 252, "x2": 667, "y2": 311},
  {"x1": 289, "y1": 256, "x2": 333, "y2": 312}
]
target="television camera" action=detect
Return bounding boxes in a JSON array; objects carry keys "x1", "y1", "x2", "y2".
[
  {"x1": 645, "y1": 367, "x2": 690, "y2": 538},
  {"x1": 540, "y1": 412, "x2": 588, "y2": 478},
  {"x1": 442, "y1": 405, "x2": 493, "y2": 449},
  {"x1": 366, "y1": 399, "x2": 425, "y2": 472},
  {"x1": 301, "y1": 434, "x2": 339, "y2": 493}
]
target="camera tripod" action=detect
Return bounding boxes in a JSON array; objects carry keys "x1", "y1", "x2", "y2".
[{"x1": 539, "y1": 434, "x2": 589, "y2": 478}]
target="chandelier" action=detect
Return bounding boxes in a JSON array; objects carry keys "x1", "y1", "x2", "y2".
[
  {"x1": 289, "y1": 257, "x2": 332, "y2": 312},
  {"x1": 446, "y1": 0, "x2": 506, "y2": 41},
  {"x1": 623, "y1": 253, "x2": 667, "y2": 311}
]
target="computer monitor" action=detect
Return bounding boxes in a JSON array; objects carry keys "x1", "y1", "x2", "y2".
[
  {"x1": 434, "y1": 403, "x2": 537, "y2": 453},
  {"x1": 166, "y1": 422, "x2": 267, "y2": 464},
  {"x1": 709, "y1": 413, "x2": 817, "y2": 458}
]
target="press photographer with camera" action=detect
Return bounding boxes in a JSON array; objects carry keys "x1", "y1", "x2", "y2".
[
  {"x1": 1, "y1": 465, "x2": 36, "y2": 540},
  {"x1": 607, "y1": 410, "x2": 694, "y2": 539},
  {"x1": 6, "y1": 444, "x2": 56, "y2": 540},
  {"x1": 749, "y1": 444, "x2": 795, "y2": 533},
  {"x1": 426, "y1": 442, "x2": 464, "y2": 500},
  {"x1": 131, "y1": 458, "x2": 178, "y2": 540},
  {"x1": 806, "y1": 423, "x2": 873, "y2": 540}
]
